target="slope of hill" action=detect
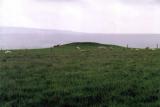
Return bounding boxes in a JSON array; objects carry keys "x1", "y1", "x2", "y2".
[{"x1": 0, "y1": 43, "x2": 160, "y2": 107}]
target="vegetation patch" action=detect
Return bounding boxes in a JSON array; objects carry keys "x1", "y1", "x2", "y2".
[{"x1": 0, "y1": 42, "x2": 160, "y2": 107}]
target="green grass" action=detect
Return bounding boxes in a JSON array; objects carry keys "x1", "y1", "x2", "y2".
[{"x1": 0, "y1": 42, "x2": 160, "y2": 107}]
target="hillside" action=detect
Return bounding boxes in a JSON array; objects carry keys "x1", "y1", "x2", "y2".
[
  {"x1": 60, "y1": 42, "x2": 124, "y2": 48},
  {"x1": 0, "y1": 43, "x2": 160, "y2": 107}
]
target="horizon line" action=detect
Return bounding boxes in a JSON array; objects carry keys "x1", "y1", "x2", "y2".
[{"x1": 0, "y1": 26, "x2": 160, "y2": 35}]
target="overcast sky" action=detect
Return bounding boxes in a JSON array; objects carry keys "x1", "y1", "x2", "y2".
[{"x1": 0, "y1": 0, "x2": 160, "y2": 33}]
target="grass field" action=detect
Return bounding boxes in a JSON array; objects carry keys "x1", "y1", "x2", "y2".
[{"x1": 0, "y1": 42, "x2": 160, "y2": 107}]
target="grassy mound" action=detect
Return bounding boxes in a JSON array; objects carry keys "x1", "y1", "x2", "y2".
[
  {"x1": 61, "y1": 42, "x2": 123, "y2": 48},
  {"x1": 0, "y1": 42, "x2": 160, "y2": 107}
]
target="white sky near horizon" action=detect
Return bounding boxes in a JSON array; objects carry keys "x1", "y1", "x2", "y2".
[{"x1": 0, "y1": 0, "x2": 160, "y2": 33}]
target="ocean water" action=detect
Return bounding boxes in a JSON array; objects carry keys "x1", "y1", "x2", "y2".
[{"x1": 0, "y1": 28, "x2": 160, "y2": 49}]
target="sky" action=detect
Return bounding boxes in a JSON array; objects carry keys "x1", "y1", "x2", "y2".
[{"x1": 0, "y1": 0, "x2": 160, "y2": 33}]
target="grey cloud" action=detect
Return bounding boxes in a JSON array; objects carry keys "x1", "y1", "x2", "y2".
[
  {"x1": 35, "y1": 0, "x2": 84, "y2": 5},
  {"x1": 119, "y1": 0, "x2": 160, "y2": 4},
  {"x1": 37, "y1": 0, "x2": 80, "y2": 2},
  {"x1": 155, "y1": 0, "x2": 160, "y2": 3}
]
